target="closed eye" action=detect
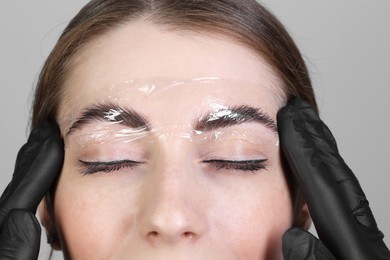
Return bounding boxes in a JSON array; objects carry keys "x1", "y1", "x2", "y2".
[
  {"x1": 203, "y1": 159, "x2": 268, "y2": 172},
  {"x1": 79, "y1": 160, "x2": 142, "y2": 175},
  {"x1": 79, "y1": 159, "x2": 268, "y2": 175}
]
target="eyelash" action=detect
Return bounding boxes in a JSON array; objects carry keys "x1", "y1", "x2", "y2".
[
  {"x1": 79, "y1": 159, "x2": 268, "y2": 175},
  {"x1": 203, "y1": 159, "x2": 268, "y2": 172},
  {"x1": 79, "y1": 160, "x2": 141, "y2": 175}
]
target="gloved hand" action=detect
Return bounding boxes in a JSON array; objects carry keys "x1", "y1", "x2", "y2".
[
  {"x1": 278, "y1": 97, "x2": 390, "y2": 260},
  {"x1": 0, "y1": 121, "x2": 64, "y2": 260}
]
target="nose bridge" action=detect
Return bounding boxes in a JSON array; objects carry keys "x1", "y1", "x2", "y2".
[
  {"x1": 137, "y1": 138, "x2": 207, "y2": 244},
  {"x1": 150, "y1": 154, "x2": 193, "y2": 210}
]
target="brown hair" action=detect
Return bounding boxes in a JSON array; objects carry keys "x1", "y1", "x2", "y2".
[
  {"x1": 32, "y1": 0, "x2": 316, "y2": 128},
  {"x1": 35, "y1": 0, "x2": 315, "y2": 250}
]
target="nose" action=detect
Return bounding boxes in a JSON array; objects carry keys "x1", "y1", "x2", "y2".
[{"x1": 137, "y1": 160, "x2": 207, "y2": 244}]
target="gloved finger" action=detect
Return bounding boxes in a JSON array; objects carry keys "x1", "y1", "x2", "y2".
[
  {"x1": 0, "y1": 121, "x2": 64, "y2": 226},
  {"x1": 13, "y1": 120, "x2": 61, "y2": 174},
  {"x1": 279, "y1": 98, "x2": 376, "y2": 225},
  {"x1": 0, "y1": 209, "x2": 41, "y2": 260},
  {"x1": 277, "y1": 97, "x2": 384, "y2": 260},
  {"x1": 282, "y1": 227, "x2": 336, "y2": 260}
]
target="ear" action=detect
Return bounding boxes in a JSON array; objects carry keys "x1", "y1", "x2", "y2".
[
  {"x1": 38, "y1": 198, "x2": 62, "y2": 250},
  {"x1": 293, "y1": 202, "x2": 312, "y2": 230}
]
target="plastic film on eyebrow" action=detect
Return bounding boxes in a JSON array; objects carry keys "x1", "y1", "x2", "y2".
[{"x1": 64, "y1": 78, "x2": 281, "y2": 151}]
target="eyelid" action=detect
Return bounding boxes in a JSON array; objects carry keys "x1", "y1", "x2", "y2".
[
  {"x1": 203, "y1": 159, "x2": 268, "y2": 172},
  {"x1": 79, "y1": 159, "x2": 143, "y2": 175}
]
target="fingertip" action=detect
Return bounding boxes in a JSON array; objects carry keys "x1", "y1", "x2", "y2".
[
  {"x1": 0, "y1": 209, "x2": 41, "y2": 245},
  {"x1": 287, "y1": 96, "x2": 311, "y2": 108},
  {"x1": 282, "y1": 228, "x2": 313, "y2": 259},
  {"x1": 0, "y1": 210, "x2": 41, "y2": 260},
  {"x1": 278, "y1": 97, "x2": 310, "y2": 116},
  {"x1": 283, "y1": 228, "x2": 336, "y2": 260},
  {"x1": 28, "y1": 120, "x2": 62, "y2": 144},
  {"x1": 282, "y1": 227, "x2": 312, "y2": 245}
]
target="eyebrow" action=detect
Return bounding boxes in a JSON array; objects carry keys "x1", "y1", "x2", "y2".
[
  {"x1": 66, "y1": 102, "x2": 277, "y2": 137},
  {"x1": 66, "y1": 102, "x2": 150, "y2": 136},
  {"x1": 194, "y1": 105, "x2": 277, "y2": 133}
]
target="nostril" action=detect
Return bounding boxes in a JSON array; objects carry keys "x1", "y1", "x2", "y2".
[
  {"x1": 183, "y1": 231, "x2": 195, "y2": 240},
  {"x1": 146, "y1": 230, "x2": 196, "y2": 242},
  {"x1": 147, "y1": 231, "x2": 158, "y2": 240}
]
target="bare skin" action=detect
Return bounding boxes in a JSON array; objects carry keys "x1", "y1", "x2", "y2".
[{"x1": 42, "y1": 20, "x2": 306, "y2": 259}]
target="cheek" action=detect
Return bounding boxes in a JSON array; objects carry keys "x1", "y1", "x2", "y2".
[
  {"x1": 53, "y1": 163, "x2": 139, "y2": 258},
  {"x1": 212, "y1": 161, "x2": 293, "y2": 258}
]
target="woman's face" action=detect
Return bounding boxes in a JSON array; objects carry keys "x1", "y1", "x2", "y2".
[{"x1": 53, "y1": 21, "x2": 294, "y2": 259}]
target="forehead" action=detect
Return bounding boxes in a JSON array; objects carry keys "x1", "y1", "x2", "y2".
[
  {"x1": 59, "y1": 21, "x2": 285, "y2": 128},
  {"x1": 64, "y1": 20, "x2": 282, "y2": 90}
]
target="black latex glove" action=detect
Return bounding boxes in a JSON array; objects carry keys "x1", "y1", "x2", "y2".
[
  {"x1": 0, "y1": 121, "x2": 64, "y2": 260},
  {"x1": 278, "y1": 97, "x2": 390, "y2": 260}
]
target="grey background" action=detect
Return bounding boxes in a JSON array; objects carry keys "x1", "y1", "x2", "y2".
[{"x1": 1, "y1": 1, "x2": 389, "y2": 259}]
